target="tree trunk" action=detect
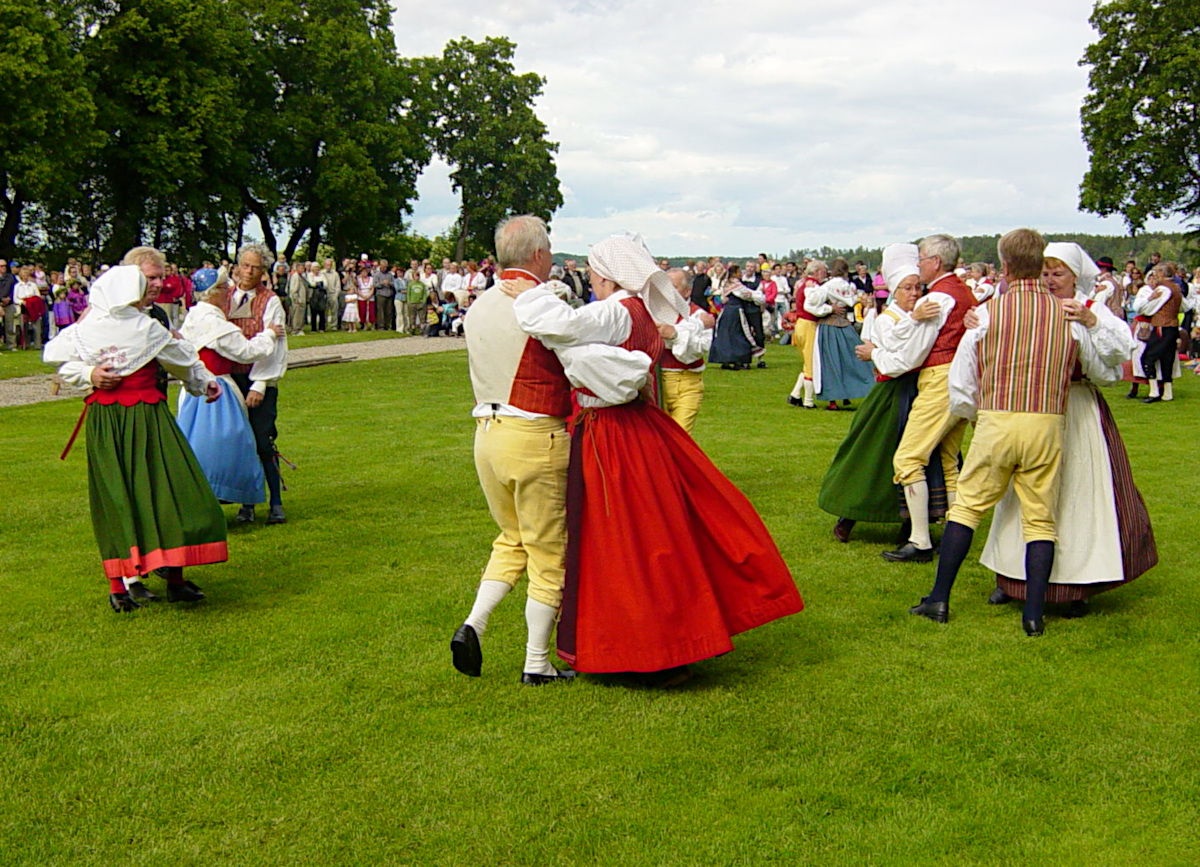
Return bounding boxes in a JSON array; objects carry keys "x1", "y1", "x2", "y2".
[
  {"x1": 242, "y1": 191, "x2": 278, "y2": 256},
  {"x1": 305, "y1": 225, "x2": 322, "y2": 262},
  {"x1": 0, "y1": 185, "x2": 25, "y2": 258},
  {"x1": 455, "y1": 209, "x2": 469, "y2": 262}
]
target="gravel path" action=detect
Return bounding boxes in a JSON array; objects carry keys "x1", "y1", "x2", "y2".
[{"x1": 0, "y1": 336, "x2": 464, "y2": 409}]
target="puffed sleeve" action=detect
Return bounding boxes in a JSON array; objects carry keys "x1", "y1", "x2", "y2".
[
  {"x1": 513, "y1": 286, "x2": 632, "y2": 345},
  {"x1": 948, "y1": 306, "x2": 987, "y2": 421},
  {"x1": 557, "y1": 344, "x2": 653, "y2": 406},
  {"x1": 156, "y1": 337, "x2": 216, "y2": 396}
]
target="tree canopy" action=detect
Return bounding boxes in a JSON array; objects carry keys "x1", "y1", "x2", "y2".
[
  {"x1": 1078, "y1": 0, "x2": 1200, "y2": 234},
  {"x1": 1, "y1": 6, "x2": 561, "y2": 263}
]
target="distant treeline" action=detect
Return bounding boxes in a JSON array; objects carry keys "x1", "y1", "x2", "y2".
[{"x1": 558, "y1": 231, "x2": 1197, "y2": 272}]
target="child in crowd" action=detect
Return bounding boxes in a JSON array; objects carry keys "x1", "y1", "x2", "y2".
[
  {"x1": 440, "y1": 294, "x2": 459, "y2": 335},
  {"x1": 66, "y1": 280, "x2": 88, "y2": 319},
  {"x1": 425, "y1": 291, "x2": 444, "y2": 337},
  {"x1": 449, "y1": 296, "x2": 470, "y2": 336},
  {"x1": 341, "y1": 286, "x2": 360, "y2": 332},
  {"x1": 51, "y1": 288, "x2": 74, "y2": 337}
]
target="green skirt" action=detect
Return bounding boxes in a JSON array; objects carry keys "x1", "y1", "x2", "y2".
[
  {"x1": 817, "y1": 378, "x2": 904, "y2": 523},
  {"x1": 86, "y1": 400, "x2": 228, "y2": 578}
]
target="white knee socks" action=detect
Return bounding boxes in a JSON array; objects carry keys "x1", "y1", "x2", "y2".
[
  {"x1": 1148, "y1": 380, "x2": 1161, "y2": 398},
  {"x1": 1163, "y1": 381, "x2": 1174, "y2": 401},
  {"x1": 803, "y1": 378, "x2": 815, "y2": 407},
  {"x1": 904, "y1": 480, "x2": 933, "y2": 550},
  {"x1": 524, "y1": 598, "x2": 559, "y2": 676},
  {"x1": 464, "y1": 580, "x2": 511, "y2": 635}
]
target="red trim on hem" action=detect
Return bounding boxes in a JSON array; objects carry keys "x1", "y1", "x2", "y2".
[{"x1": 102, "y1": 541, "x2": 228, "y2": 579}]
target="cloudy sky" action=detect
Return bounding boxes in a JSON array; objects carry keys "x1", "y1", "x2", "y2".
[{"x1": 392, "y1": 0, "x2": 1182, "y2": 256}]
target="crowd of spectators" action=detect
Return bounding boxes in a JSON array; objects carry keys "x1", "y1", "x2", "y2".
[{"x1": 3, "y1": 248, "x2": 1196, "y2": 354}]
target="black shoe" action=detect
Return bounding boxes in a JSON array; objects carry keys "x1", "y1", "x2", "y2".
[
  {"x1": 893, "y1": 519, "x2": 912, "y2": 546},
  {"x1": 721, "y1": 363, "x2": 736, "y2": 370},
  {"x1": 109, "y1": 592, "x2": 142, "y2": 613},
  {"x1": 266, "y1": 505, "x2": 287, "y2": 525},
  {"x1": 842, "y1": 399, "x2": 851, "y2": 406},
  {"x1": 987, "y1": 587, "x2": 1013, "y2": 605},
  {"x1": 756, "y1": 361, "x2": 768, "y2": 368},
  {"x1": 166, "y1": 581, "x2": 206, "y2": 603},
  {"x1": 236, "y1": 506, "x2": 255, "y2": 523},
  {"x1": 1141, "y1": 396, "x2": 1162, "y2": 404},
  {"x1": 1023, "y1": 618, "x2": 1045, "y2": 636},
  {"x1": 1063, "y1": 599, "x2": 1089, "y2": 619},
  {"x1": 126, "y1": 581, "x2": 159, "y2": 602},
  {"x1": 451, "y1": 624, "x2": 482, "y2": 677},
  {"x1": 882, "y1": 542, "x2": 934, "y2": 563},
  {"x1": 520, "y1": 668, "x2": 577, "y2": 686},
  {"x1": 832, "y1": 518, "x2": 855, "y2": 543},
  {"x1": 787, "y1": 395, "x2": 804, "y2": 407},
  {"x1": 909, "y1": 598, "x2": 949, "y2": 623},
  {"x1": 637, "y1": 666, "x2": 692, "y2": 688}
]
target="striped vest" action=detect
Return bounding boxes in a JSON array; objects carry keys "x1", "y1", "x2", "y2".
[{"x1": 976, "y1": 279, "x2": 1075, "y2": 415}]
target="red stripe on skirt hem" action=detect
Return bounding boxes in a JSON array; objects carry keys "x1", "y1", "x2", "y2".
[{"x1": 103, "y1": 542, "x2": 229, "y2": 579}]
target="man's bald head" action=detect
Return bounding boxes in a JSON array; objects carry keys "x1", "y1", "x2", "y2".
[{"x1": 667, "y1": 268, "x2": 691, "y2": 299}]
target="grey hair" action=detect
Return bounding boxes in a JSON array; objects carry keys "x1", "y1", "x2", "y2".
[
  {"x1": 120, "y1": 246, "x2": 166, "y2": 269},
  {"x1": 804, "y1": 259, "x2": 827, "y2": 277},
  {"x1": 918, "y1": 234, "x2": 960, "y2": 274},
  {"x1": 667, "y1": 268, "x2": 690, "y2": 292},
  {"x1": 495, "y1": 215, "x2": 550, "y2": 269},
  {"x1": 237, "y1": 242, "x2": 275, "y2": 269},
  {"x1": 196, "y1": 284, "x2": 227, "y2": 305}
]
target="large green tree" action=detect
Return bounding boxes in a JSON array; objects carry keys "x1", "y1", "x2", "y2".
[
  {"x1": 1078, "y1": 0, "x2": 1200, "y2": 233},
  {"x1": 422, "y1": 37, "x2": 563, "y2": 260},
  {"x1": 0, "y1": 0, "x2": 98, "y2": 256},
  {"x1": 236, "y1": 0, "x2": 430, "y2": 262}
]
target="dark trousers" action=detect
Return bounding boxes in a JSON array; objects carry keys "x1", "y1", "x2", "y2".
[
  {"x1": 1142, "y1": 326, "x2": 1179, "y2": 382},
  {"x1": 309, "y1": 304, "x2": 326, "y2": 333},
  {"x1": 376, "y1": 294, "x2": 396, "y2": 330},
  {"x1": 230, "y1": 374, "x2": 283, "y2": 506}
]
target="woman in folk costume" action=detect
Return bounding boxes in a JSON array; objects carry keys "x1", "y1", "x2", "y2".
[
  {"x1": 708, "y1": 263, "x2": 766, "y2": 370},
  {"x1": 819, "y1": 244, "x2": 955, "y2": 542},
  {"x1": 177, "y1": 268, "x2": 284, "y2": 505},
  {"x1": 980, "y1": 243, "x2": 1155, "y2": 617},
  {"x1": 510, "y1": 235, "x2": 803, "y2": 685},
  {"x1": 805, "y1": 257, "x2": 875, "y2": 409},
  {"x1": 43, "y1": 265, "x2": 227, "y2": 613}
]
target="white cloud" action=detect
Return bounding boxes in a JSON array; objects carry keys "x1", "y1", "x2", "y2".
[{"x1": 394, "y1": 0, "x2": 1186, "y2": 255}]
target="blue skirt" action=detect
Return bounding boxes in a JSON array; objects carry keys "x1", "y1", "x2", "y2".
[
  {"x1": 815, "y1": 324, "x2": 875, "y2": 401},
  {"x1": 709, "y1": 296, "x2": 756, "y2": 365},
  {"x1": 176, "y1": 378, "x2": 266, "y2": 505}
]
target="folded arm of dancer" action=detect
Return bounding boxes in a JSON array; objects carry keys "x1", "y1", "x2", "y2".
[
  {"x1": 869, "y1": 292, "x2": 956, "y2": 378},
  {"x1": 662, "y1": 306, "x2": 714, "y2": 365},
  {"x1": 803, "y1": 284, "x2": 835, "y2": 318},
  {"x1": 1132, "y1": 285, "x2": 1171, "y2": 318},
  {"x1": 48, "y1": 325, "x2": 214, "y2": 396},
  {"x1": 514, "y1": 284, "x2": 703, "y2": 348}
]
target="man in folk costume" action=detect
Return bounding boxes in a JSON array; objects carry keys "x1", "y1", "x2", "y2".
[
  {"x1": 225, "y1": 243, "x2": 290, "y2": 525},
  {"x1": 820, "y1": 244, "x2": 958, "y2": 543},
  {"x1": 787, "y1": 259, "x2": 826, "y2": 408},
  {"x1": 452, "y1": 215, "x2": 619, "y2": 685},
  {"x1": 884, "y1": 233, "x2": 978, "y2": 563},
  {"x1": 508, "y1": 234, "x2": 803, "y2": 686},
  {"x1": 1131, "y1": 266, "x2": 1183, "y2": 404},
  {"x1": 44, "y1": 265, "x2": 226, "y2": 613},
  {"x1": 658, "y1": 268, "x2": 715, "y2": 436},
  {"x1": 911, "y1": 228, "x2": 1082, "y2": 637},
  {"x1": 980, "y1": 242, "x2": 1154, "y2": 617}
]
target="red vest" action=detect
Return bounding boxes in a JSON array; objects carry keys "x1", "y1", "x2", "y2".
[
  {"x1": 199, "y1": 347, "x2": 236, "y2": 376},
  {"x1": 85, "y1": 363, "x2": 164, "y2": 406},
  {"x1": 796, "y1": 278, "x2": 819, "y2": 322},
  {"x1": 509, "y1": 339, "x2": 573, "y2": 417},
  {"x1": 921, "y1": 273, "x2": 977, "y2": 369}
]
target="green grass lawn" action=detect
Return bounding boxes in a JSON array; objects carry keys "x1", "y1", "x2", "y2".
[{"x1": 3, "y1": 347, "x2": 1198, "y2": 866}]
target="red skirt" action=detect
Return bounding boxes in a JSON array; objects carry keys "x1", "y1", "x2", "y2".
[{"x1": 557, "y1": 401, "x2": 803, "y2": 673}]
